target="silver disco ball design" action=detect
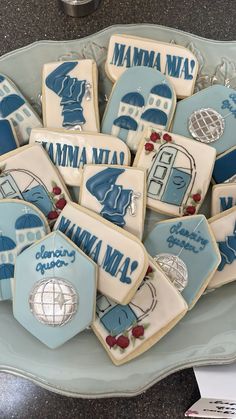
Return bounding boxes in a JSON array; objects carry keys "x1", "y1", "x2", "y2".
[
  {"x1": 154, "y1": 253, "x2": 188, "y2": 292},
  {"x1": 29, "y1": 278, "x2": 78, "y2": 327},
  {"x1": 188, "y1": 108, "x2": 225, "y2": 143}
]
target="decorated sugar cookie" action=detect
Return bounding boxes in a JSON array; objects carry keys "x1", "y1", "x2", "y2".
[
  {"x1": 172, "y1": 85, "x2": 236, "y2": 155},
  {"x1": 42, "y1": 60, "x2": 99, "y2": 132},
  {"x1": 0, "y1": 120, "x2": 19, "y2": 155},
  {"x1": 106, "y1": 34, "x2": 198, "y2": 98},
  {"x1": 102, "y1": 67, "x2": 176, "y2": 152},
  {"x1": 211, "y1": 183, "x2": 236, "y2": 216},
  {"x1": 0, "y1": 199, "x2": 49, "y2": 301},
  {"x1": 212, "y1": 146, "x2": 236, "y2": 184},
  {"x1": 133, "y1": 128, "x2": 216, "y2": 217},
  {"x1": 13, "y1": 231, "x2": 97, "y2": 348},
  {"x1": 92, "y1": 259, "x2": 187, "y2": 366},
  {"x1": 79, "y1": 165, "x2": 146, "y2": 239},
  {"x1": 54, "y1": 202, "x2": 149, "y2": 305},
  {"x1": 0, "y1": 74, "x2": 42, "y2": 145},
  {"x1": 208, "y1": 207, "x2": 236, "y2": 290},
  {"x1": 30, "y1": 128, "x2": 131, "y2": 186},
  {"x1": 144, "y1": 215, "x2": 221, "y2": 309},
  {"x1": 0, "y1": 144, "x2": 70, "y2": 222}
]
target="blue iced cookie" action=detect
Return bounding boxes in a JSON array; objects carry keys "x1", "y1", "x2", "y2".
[
  {"x1": 0, "y1": 74, "x2": 42, "y2": 145},
  {"x1": 144, "y1": 215, "x2": 221, "y2": 309},
  {"x1": 0, "y1": 199, "x2": 49, "y2": 301},
  {"x1": 13, "y1": 231, "x2": 97, "y2": 348},
  {"x1": 102, "y1": 66, "x2": 176, "y2": 152},
  {"x1": 172, "y1": 85, "x2": 236, "y2": 155}
]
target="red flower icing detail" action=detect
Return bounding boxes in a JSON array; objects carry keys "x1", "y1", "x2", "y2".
[
  {"x1": 186, "y1": 206, "x2": 196, "y2": 215},
  {"x1": 106, "y1": 335, "x2": 117, "y2": 348},
  {"x1": 47, "y1": 211, "x2": 59, "y2": 220},
  {"x1": 52, "y1": 186, "x2": 62, "y2": 195},
  {"x1": 145, "y1": 142, "x2": 154, "y2": 152},
  {"x1": 132, "y1": 325, "x2": 145, "y2": 338},
  {"x1": 163, "y1": 133, "x2": 172, "y2": 142},
  {"x1": 56, "y1": 198, "x2": 67, "y2": 210},
  {"x1": 146, "y1": 265, "x2": 153, "y2": 275},
  {"x1": 116, "y1": 335, "x2": 130, "y2": 349},
  {"x1": 192, "y1": 193, "x2": 201, "y2": 202},
  {"x1": 150, "y1": 132, "x2": 160, "y2": 142}
]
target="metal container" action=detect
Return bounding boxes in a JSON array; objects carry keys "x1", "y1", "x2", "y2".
[{"x1": 59, "y1": 0, "x2": 101, "y2": 17}]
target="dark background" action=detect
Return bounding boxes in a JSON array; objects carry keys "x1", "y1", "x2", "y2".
[{"x1": 0, "y1": 0, "x2": 235, "y2": 418}]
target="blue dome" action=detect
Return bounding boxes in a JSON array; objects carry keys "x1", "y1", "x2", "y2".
[
  {"x1": 0, "y1": 236, "x2": 16, "y2": 252},
  {"x1": 121, "y1": 92, "x2": 145, "y2": 107},
  {"x1": 113, "y1": 115, "x2": 138, "y2": 131},
  {"x1": 150, "y1": 84, "x2": 172, "y2": 99},
  {"x1": 0, "y1": 264, "x2": 14, "y2": 280},
  {"x1": 15, "y1": 214, "x2": 43, "y2": 230},
  {"x1": 0, "y1": 75, "x2": 5, "y2": 83},
  {"x1": 141, "y1": 108, "x2": 167, "y2": 126},
  {"x1": 0, "y1": 94, "x2": 25, "y2": 118}
]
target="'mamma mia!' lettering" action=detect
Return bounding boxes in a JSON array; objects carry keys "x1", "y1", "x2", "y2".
[
  {"x1": 111, "y1": 43, "x2": 196, "y2": 80},
  {"x1": 57, "y1": 216, "x2": 139, "y2": 284},
  {"x1": 36, "y1": 140, "x2": 125, "y2": 168}
]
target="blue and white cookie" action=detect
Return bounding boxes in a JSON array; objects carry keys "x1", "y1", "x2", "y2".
[{"x1": 102, "y1": 66, "x2": 176, "y2": 152}]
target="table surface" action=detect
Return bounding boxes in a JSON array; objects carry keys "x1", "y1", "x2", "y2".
[{"x1": 0, "y1": 0, "x2": 236, "y2": 418}]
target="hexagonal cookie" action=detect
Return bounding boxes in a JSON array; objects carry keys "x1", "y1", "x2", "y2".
[
  {"x1": 144, "y1": 214, "x2": 221, "y2": 309},
  {"x1": 13, "y1": 231, "x2": 97, "y2": 348}
]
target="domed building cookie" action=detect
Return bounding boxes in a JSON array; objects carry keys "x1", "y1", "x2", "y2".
[
  {"x1": 0, "y1": 199, "x2": 49, "y2": 301},
  {"x1": 102, "y1": 67, "x2": 176, "y2": 152},
  {"x1": 13, "y1": 231, "x2": 97, "y2": 349}
]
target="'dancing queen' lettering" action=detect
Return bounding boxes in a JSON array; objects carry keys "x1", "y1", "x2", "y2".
[
  {"x1": 166, "y1": 222, "x2": 209, "y2": 254},
  {"x1": 221, "y1": 93, "x2": 236, "y2": 118},
  {"x1": 35, "y1": 245, "x2": 76, "y2": 275}
]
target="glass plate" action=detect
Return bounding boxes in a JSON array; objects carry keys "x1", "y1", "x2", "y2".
[{"x1": 1, "y1": 24, "x2": 236, "y2": 398}]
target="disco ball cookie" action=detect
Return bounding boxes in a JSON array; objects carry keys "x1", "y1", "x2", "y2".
[
  {"x1": 92, "y1": 259, "x2": 187, "y2": 365},
  {"x1": 144, "y1": 214, "x2": 221, "y2": 309},
  {"x1": 13, "y1": 231, "x2": 97, "y2": 348},
  {"x1": 133, "y1": 127, "x2": 215, "y2": 217}
]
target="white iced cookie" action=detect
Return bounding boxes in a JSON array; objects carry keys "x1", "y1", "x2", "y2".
[
  {"x1": 133, "y1": 127, "x2": 216, "y2": 216},
  {"x1": 53, "y1": 202, "x2": 149, "y2": 305},
  {"x1": 211, "y1": 183, "x2": 236, "y2": 216},
  {"x1": 79, "y1": 164, "x2": 146, "y2": 239},
  {"x1": 106, "y1": 34, "x2": 198, "y2": 98},
  {"x1": 208, "y1": 207, "x2": 236, "y2": 290},
  {"x1": 0, "y1": 144, "x2": 71, "y2": 223},
  {"x1": 0, "y1": 73, "x2": 42, "y2": 145},
  {"x1": 30, "y1": 128, "x2": 131, "y2": 186},
  {"x1": 92, "y1": 259, "x2": 187, "y2": 366},
  {"x1": 42, "y1": 60, "x2": 99, "y2": 132}
]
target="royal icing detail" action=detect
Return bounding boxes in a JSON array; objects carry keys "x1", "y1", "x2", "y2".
[
  {"x1": 172, "y1": 85, "x2": 236, "y2": 155},
  {"x1": 53, "y1": 202, "x2": 149, "y2": 305},
  {"x1": 0, "y1": 120, "x2": 19, "y2": 155},
  {"x1": 0, "y1": 74, "x2": 42, "y2": 145},
  {"x1": 106, "y1": 34, "x2": 198, "y2": 98},
  {"x1": 208, "y1": 207, "x2": 236, "y2": 290},
  {"x1": 0, "y1": 200, "x2": 49, "y2": 301},
  {"x1": 133, "y1": 128, "x2": 216, "y2": 217},
  {"x1": 0, "y1": 144, "x2": 70, "y2": 222},
  {"x1": 29, "y1": 128, "x2": 131, "y2": 186},
  {"x1": 144, "y1": 215, "x2": 221, "y2": 309},
  {"x1": 13, "y1": 231, "x2": 97, "y2": 348},
  {"x1": 211, "y1": 183, "x2": 236, "y2": 216},
  {"x1": 92, "y1": 260, "x2": 187, "y2": 365},
  {"x1": 79, "y1": 165, "x2": 146, "y2": 239},
  {"x1": 212, "y1": 146, "x2": 236, "y2": 184},
  {"x1": 42, "y1": 60, "x2": 99, "y2": 132},
  {"x1": 102, "y1": 67, "x2": 176, "y2": 152}
]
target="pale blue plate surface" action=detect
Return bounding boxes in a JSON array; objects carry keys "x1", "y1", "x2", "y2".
[{"x1": 1, "y1": 24, "x2": 236, "y2": 398}]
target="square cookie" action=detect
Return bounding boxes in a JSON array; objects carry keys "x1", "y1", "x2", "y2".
[
  {"x1": 211, "y1": 183, "x2": 236, "y2": 216},
  {"x1": 79, "y1": 165, "x2": 146, "y2": 239},
  {"x1": 208, "y1": 207, "x2": 236, "y2": 290},
  {"x1": 42, "y1": 60, "x2": 99, "y2": 132},
  {"x1": 133, "y1": 128, "x2": 216, "y2": 216},
  {"x1": 144, "y1": 214, "x2": 221, "y2": 309},
  {"x1": 92, "y1": 259, "x2": 187, "y2": 365}
]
